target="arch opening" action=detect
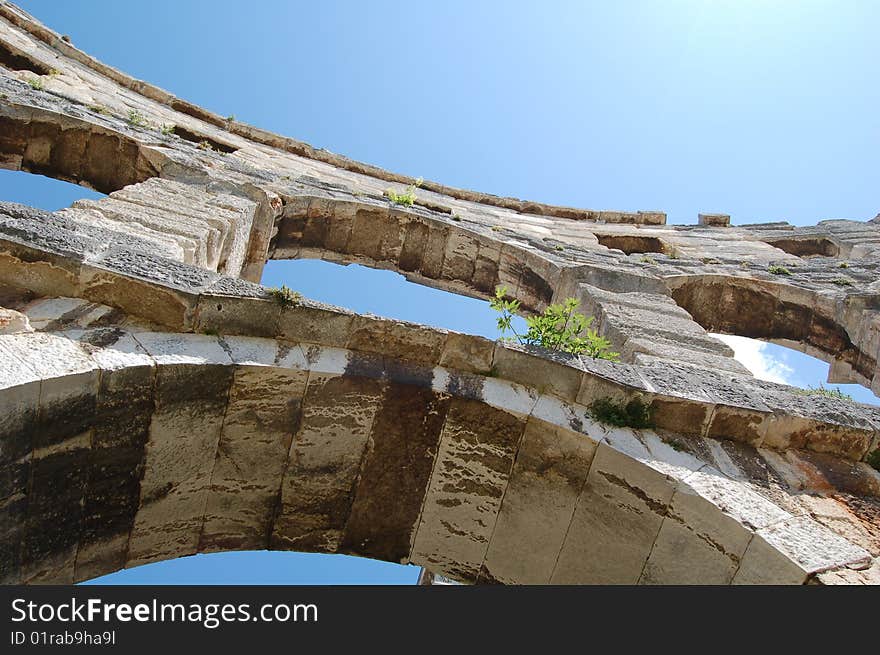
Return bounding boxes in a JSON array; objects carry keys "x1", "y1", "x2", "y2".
[
  {"x1": 672, "y1": 277, "x2": 876, "y2": 390},
  {"x1": 0, "y1": 41, "x2": 52, "y2": 75},
  {"x1": 763, "y1": 236, "x2": 840, "y2": 258},
  {"x1": 270, "y1": 194, "x2": 560, "y2": 313},
  {"x1": 261, "y1": 258, "x2": 526, "y2": 339},
  {"x1": 83, "y1": 551, "x2": 420, "y2": 585},
  {"x1": 713, "y1": 333, "x2": 879, "y2": 406},
  {"x1": 0, "y1": 167, "x2": 105, "y2": 210},
  {"x1": 0, "y1": 113, "x2": 159, "y2": 194}
]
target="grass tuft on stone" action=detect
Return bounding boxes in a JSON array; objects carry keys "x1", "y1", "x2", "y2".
[
  {"x1": 268, "y1": 284, "x2": 301, "y2": 308},
  {"x1": 127, "y1": 109, "x2": 147, "y2": 127},
  {"x1": 590, "y1": 397, "x2": 654, "y2": 429},
  {"x1": 793, "y1": 384, "x2": 853, "y2": 401}
]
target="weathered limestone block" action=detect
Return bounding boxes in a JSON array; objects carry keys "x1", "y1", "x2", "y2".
[
  {"x1": 75, "y1": 329, "x2": 155, "y2": 582},
  {"x1": 698, "y1": 213, "x2": 731, "y2": 227},
  {"x1": 272, "y1": 373, "x2": 384, "y2": 553},
  {"x1": 550, "y1": 443, "x2": 676, "y2": 584},
  {"x1": 480, "y1": 418, "x2": 597, "y2": 584},
  {"x1": 341, "y1": 384, "x2": 451, "y2": 563},
  {"x1": 2, "y1": 333, "x2": 100, "y2": 583},
  {"x1": 201, "y1": 361, "x2": 306, "y2": 552},
  {"x1": 411, "y1": 398, "x2": 525, "y2": 582},
  {"x1": 127, "y1": 333, "x2": 232, "y2": 567},
  {"x1": 638, "y1": 483, "x2": 753, "y2": 584},
  {"x1": 0, "y1": 339, "x2": 41, "y2": 584},
  {"x1": 0, "y1": 307, "x2": 31, "y2": 333}
]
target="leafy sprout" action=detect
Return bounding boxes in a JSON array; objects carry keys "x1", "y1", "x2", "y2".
[{"x1": 490, "y1": 286, "x2": 619, "y2": 361}]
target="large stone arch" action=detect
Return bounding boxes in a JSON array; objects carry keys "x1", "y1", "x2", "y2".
[{"x1": 1, "y1": 325, "x2": 875, "y2": 585}]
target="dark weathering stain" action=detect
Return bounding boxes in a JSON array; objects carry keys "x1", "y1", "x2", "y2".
[
  {"x1": 340, "y1": 385, "x2": 451, "y2": 563},
  {"x1": 344, "y1": 351, "x2": 386, "y2": 381},
  {"x1": 511, "y1": 262, "x2": 554, "y2": 308},
  {"x1": 598, "y1": 470, "x2": 669, "y2": 516},
  {"x1": 447, "y1": 372, "x2": 484, "y2": 401}
]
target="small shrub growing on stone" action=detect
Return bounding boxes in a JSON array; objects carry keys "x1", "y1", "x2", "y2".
[
  {"x1": 88, "y1": 104, "x2": 110, "y2": 115},
  {"x1": 128, "y1": 109, "x2": 147, "y2": 126},
  {"x1": 384, "y1": 177, "x2": 422, "y2": 206},
  {"x1": 832, "y1": 277, "x2": 853, "y2": 287},
  {"x1": 639, "y1": 255, "x2": 655, "y2": 264},
  {"x1": 768, "y1": 265, "x2": 792, "y2": 276},
  {"x1": 490, "y1": 286, "x2": 619, "y2": 361},
  {"x1": 867, "y1": 449, "x2": 880, "y2": 472},
  {"x1": 160, "y1": 123, "x2": 176, "y2": 135},
  {"x1": 26, "y1": 77, "x2": 44, "y2": 90},
  {"x1": 838, "y1": 261, "x2": 849, "y2": 269},
  {"x1": 590, "y1": 397, "x2": 653, "y2": 429},
  {"x1": 268, "y1": 284, "x2": 301, "y2": 308}
]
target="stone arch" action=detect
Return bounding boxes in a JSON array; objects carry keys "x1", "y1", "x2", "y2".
[
  {"x1": 0, "y1": 106, "x2": 160, "y2": 194},
  {"x1": 667, "y1": 275, "x2": 877, "y2": 390},
  {"x1": 0, "y1": 327, "x2": 873, "y2": 585},
  {"x1": 270, "y1": 194, "x2": 562, "y2": 313}
]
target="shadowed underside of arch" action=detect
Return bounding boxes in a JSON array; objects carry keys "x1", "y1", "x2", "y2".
[{"x1": 0, "y1": 2, "x2": 879, "y2": 584}]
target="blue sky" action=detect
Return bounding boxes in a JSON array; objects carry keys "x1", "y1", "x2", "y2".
[{"x1": 2, "y1": 1, "x2": 878, "y2": 583}]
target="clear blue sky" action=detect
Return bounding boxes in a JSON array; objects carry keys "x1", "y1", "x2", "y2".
[{"x1": 2, "y1": 1, "x2": 878, "y2": 583}]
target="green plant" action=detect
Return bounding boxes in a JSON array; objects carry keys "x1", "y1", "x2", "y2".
[
  {"x1": 867, "y1": 449, "x2": 880, "y2": 472},
  {"x1": 451, "y1": 214, "x2": 462, "y2": 222},
  {"x1": 490, "y1": 286, "x2": 619, "y2": 360},
  {"x1": 197, "y1": 139, "x2": 214, "y2": 151},
  {"x1": 26, "y1": 77, "x2": 44, "y2": 90},
  {"x1": 268, "y1": 284, "x2": 301, "y2": 308},
  {"x1": 160, "y1": 123, "x2": 176, "y2": 135},
  {"x1": 838, "y1": 261, "x2": 849, "y2": 269},
  {"x1": 768, "y1": 265, "x2": 791, "y2": 276},
  {"x1": 226, "y1": 114, "x2": 236, "y2": 121},
  {"x1": 793, "y1": 384, "x2": 853, "y2": 401},
  {"x1": 832, "y1": 277, "x2": 853, "y2": 287},
  {"x1": 590, "y1": 397, "x2": 653, "y2": 429},
  {"x1": 639, "y1": 255, "x2": 655, "y2": 264},
  {"x1": 490, "y1": 225, "x2": 503, "y2": 232},
  {"x1": 555, "y1": 245, "x2": 565, "y2": 252},
  {"x1": 88, "y1": 104, "x2": 110, "y2": 115},
  {"x1": 384, "y1": 177, "x2": 422, "y2": 206},
  {"x1": 128, "y1": 109, "x2": 147, "y2": 126},
  {"x1": 48, "y1": 68, "x2": 60, "y2": 76}
]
